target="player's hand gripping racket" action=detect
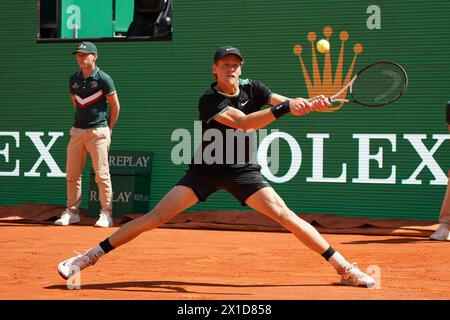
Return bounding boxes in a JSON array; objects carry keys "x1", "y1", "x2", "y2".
[{"x1": 328, "y1": 61, "x2": 408, "y2": 108}]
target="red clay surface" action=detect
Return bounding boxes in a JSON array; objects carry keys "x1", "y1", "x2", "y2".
[{"x1": 1, "y1": 221, "x2": 449, "y2": 300}]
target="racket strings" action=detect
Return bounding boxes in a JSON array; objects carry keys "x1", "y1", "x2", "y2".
[
  {"x1": 351, "y1": 63, "x2": 407, "y2": 106},
  {"x1": 374, "y1": 69, "x2": 402, "y2": 103}
]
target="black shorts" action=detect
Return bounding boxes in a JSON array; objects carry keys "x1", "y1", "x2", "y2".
[{"x1": 176, "y1": 169, "x2": 271, "y2": 206}]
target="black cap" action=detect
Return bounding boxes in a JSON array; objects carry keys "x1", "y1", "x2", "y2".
[
  {"x1": 72, "y1": 42, "x2": 98, "y2": 54},
  {"x1": 213, "y1": 46, "x2": 243, "y2": 63}
]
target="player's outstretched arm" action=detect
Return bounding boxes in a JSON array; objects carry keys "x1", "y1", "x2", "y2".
[
  {"x1": 269, "y1": 93, "x2": 291, "y2": 105},
  {"x1": 214, "y1": 107, "x2": 276, "y2": 131},
  {"x1": 291, "y1": 95, "x2": 330, "y2": 114},
  {"x1": 214, "y1": 96, "x2": 329, "y2": 131},
  {"x1": 270, "y1": 93, "x2": 331, "y2": 114}
]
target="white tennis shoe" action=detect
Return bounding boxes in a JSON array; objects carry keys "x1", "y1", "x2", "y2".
[
  {"x1": 429, "y1": 223, "x2": 450, "y2": 241},
  {"x1": 340, "y1": 263, "x2": 375, "y2": 288},
  {"x1": 54, "y1": 210, "x2": 80, "y2": 226},
  {"x1": 94, "y1": 213, "x2": 113, "y2": 228},
  {"x1": 57, "y1": 251, "x2": 94, "y2": 280}
]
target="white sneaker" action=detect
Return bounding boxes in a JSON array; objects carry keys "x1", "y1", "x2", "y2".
[
  {"x1": 57, "y1": 251, "x2": 94, "y2": 280},
  {"x1": 340, "y1": 263, "x2": 375, "y2": 288},
  {"x1": 429, "y1": 223, "x2": 450, "y2": 241},
  {"x1": 54, "y1": 210, "x2": 80, "y2": 226},
  {"x1": 94, "y1": 213, "x2": 113, "y2": 228}
]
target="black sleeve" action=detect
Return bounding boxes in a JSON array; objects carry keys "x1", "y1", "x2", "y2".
[
  {"x1": 198, "y1": 94, "x2": 230, "y2": 124},
  {"x1": 250, "y1": 80, "x2": 273, "y2": 108}
]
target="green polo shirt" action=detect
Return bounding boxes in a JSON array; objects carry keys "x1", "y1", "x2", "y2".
[{"x1": 69, "y1": 66, "x2": 116, "y2": 128}]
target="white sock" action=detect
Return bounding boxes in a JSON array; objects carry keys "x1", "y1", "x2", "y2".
[
  {"x1": 85, "y1": 245, "x2": 105, "y2": 264},
  {"x1": 329, "y1": 252, "x2": 349, "y2": 274}
]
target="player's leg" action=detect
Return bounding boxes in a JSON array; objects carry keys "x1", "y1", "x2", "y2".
[
  {"x1": 245, "y1": 187, "x2": 375, "y2": 287},
  {"x1": 430, "y1": 169, "x2": 450, "y2": 240},
  {"x1": 57, "y1": 185, "x2": 199, "y2": 279},
  {"x1": 108, "y1": 185, "x2": 199, "y2": 247},
  {"x1": 85, "y1": 127, "x2": 113, "y2": 227},
  {"x1": 429, "y1": 123, "x2": 450, "y2": 241},
  {"x1": 245, "y1": 187, "x2": 329, "y2": 254},
  {"x1": 107, "y1": 170, "x2": 216, "y2": 248},
  {"x1": 55, "y1": 128, "x2": 88, "y2": 225}
]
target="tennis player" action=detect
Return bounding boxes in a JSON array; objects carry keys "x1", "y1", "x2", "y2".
[
  {"x1": 57, "y1": 46, "x2": 375, "y2": 288},
  {"x1": 429, "y1": 100, "x2": 450, "y2": 241}
]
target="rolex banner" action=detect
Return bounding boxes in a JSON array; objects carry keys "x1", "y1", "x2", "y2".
[{"x1": 1, "y1": 0, "x2": 450, "y2": 220}]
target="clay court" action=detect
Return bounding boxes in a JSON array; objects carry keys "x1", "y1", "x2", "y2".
[{"x1": 1, "y1": 215, "x2": 449, "y2": 300}]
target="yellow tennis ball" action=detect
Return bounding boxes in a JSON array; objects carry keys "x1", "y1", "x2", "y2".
[{"x1": 317, "y1": 39, "x2": 330, "y2": 54}]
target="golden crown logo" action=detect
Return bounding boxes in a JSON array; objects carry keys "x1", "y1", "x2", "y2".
[{"x1": 293, "y1": 26, "x2": 363, "y2": 112}]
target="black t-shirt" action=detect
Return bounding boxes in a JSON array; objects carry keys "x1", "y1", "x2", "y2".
[{"x1": 189, "y1": 79, "x2": 273, "y2": 175}]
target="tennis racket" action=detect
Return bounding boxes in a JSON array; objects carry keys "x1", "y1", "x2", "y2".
[{"x1": 328, "y1": 61, "x2": 408, "y2": 107}]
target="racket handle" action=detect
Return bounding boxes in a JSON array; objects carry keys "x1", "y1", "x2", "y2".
[{"x1": 328, "y1": 97, "x2": 349, "y2": 103}]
